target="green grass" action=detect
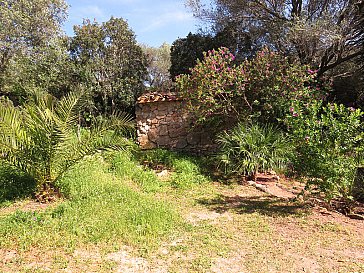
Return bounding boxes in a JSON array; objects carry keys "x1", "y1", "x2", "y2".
[
  {"x1": 0, "y1": 163, "x2": 36, "y2": 207},
  {"x1": 0, "y1": 153, "x2": 183, "y2": 253},
  {"x1": 1, "y1": 148, "x2": 363, "y2": 273},
  {"x1": 133, "y1": 148, "x2": 211, "y2": 189}
]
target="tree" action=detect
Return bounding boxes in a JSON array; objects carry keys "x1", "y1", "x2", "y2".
[
  {"x1": 170, "y1": 27, "x2": 256, "y2": 79},
  {"x1": 186, "y1": 0, "x2": 364, "y2": 78},
  {"x1": 141, "y1": 43, "x2": 173, "y2": 89},
  {"x1": 0, "y1": 0, "x2": 68, "y2": 102},
  {"x1": 70, "y1": 17, "x2": 148, "y2": 117},
  {"x1": 170, "y1": 32, "x2": 215, "y2": 79},
  {"x1": 0, "y1": 92, "x2": 133, "y2": 201}
]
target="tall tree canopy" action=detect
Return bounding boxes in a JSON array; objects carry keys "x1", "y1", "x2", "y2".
[
  {"x1": 69, "y1": 17, "x2": 148, "y2": 116},
  {"x1": 141, "y1": 43, "x2": 172, "y2": 89},
  {"x1": 187, "y1": 0, "x2": 364, "y2": 77},
  {"x1": 170, "y1": 28, "x2": 254, "y2": 79},
  {"x1": 0, "y1": 0, "x2": 69, "y2": 102}
]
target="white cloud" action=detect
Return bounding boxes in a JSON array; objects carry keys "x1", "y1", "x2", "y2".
[{"x1": 141, "y1": 10, "x2": 194, "y2": 32}]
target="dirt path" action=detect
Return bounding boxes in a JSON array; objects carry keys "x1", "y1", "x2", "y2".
[{"x1": 147, "y1": 182, "x2": 364, "y2": 273}]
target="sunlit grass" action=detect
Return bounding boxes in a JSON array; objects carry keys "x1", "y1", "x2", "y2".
[{"x1": 0, "y1": 153, "x2": 182, "y2": 253}]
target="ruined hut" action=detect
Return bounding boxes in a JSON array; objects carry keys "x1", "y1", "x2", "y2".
[{"x1": 136, "y1": 92, "x2": 216, "y2": 154}]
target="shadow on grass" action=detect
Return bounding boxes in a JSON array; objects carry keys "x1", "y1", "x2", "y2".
[
  {"x1": 197, "y1": 194, "x2": 308, "y2": 217},
  {"x1": 0, "y1": 163, "x2": 36, "y2": 206}
]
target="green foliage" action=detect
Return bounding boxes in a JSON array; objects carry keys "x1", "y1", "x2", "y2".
[
  {"x1": 0, "y1": 155, "x2": 182, "y2": 251},
  {"x1": 69, "y1": 17, "x2": 148, "y2": 117},
  {"x1": 217, "y1": 123, "x2": 292, "y2": 177},
  {"x1": 170, "y1": 32, "x2": 216, "y2": 79},
  {"x1": 169, "y1": 157, "x2": 209, "y2": 188},
  {"x1": 186, "y1": 0, "x2": 364, "y2": 77},
  {"x1": 0, "y1": 163, "x2": 35, "y2": 206},
  {"x1": 141, "y1": 43, "x2": 173, "y2": 89},
  {"x1": 112, "y1": 150, "x2": 164, "y2": 193},
  {"x1": 177, "y1": 47, "x2": 324, "y2": 129},
  {"x1": 0, "y1": 0, "x2": 69, "y2": 102},
  {"x1": 134, "y1": 148, "x2": 183, "y2": 169},
  {"x1": 169, "y1": 27, "x2": 254, "y2": 79},
  {"x1": 286, "y1": 100, "x2": 364, "y2": 200},
  {"x1": 134, "y1": 149, "x2": 211, "y2": 189},
  {"x1": 0, "y1": 92, "x2": 134, "y2": 192}
]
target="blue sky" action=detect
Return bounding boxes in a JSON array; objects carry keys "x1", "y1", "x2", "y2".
[{"x1": 63, "y1": 0, "x2": 202, "y2": 47}]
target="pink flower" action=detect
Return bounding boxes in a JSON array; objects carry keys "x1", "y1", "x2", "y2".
[{"x1": 308, "y1": 69, "x2": 318, "y2": 75}]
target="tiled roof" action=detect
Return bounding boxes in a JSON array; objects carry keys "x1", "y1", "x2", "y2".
[{"x1": 137, "y1": 92, "x2": 183, "y2": 104}]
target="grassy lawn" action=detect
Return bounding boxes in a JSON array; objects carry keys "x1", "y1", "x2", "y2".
[{"x1": 0, "y1": 150, "x2": 363, "y2": 272}]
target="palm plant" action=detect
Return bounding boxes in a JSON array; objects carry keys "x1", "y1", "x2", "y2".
[
  {"x1": 0, "y1": 92, "x2": 134, "y2": 200},
  {"x1": 217, "y1": 123, "x2": 291, "y2": 179}
]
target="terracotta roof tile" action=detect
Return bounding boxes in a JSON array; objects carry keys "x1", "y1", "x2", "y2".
[{"x1": 137, "y1": 92, "x2": 183, "y2": 104}]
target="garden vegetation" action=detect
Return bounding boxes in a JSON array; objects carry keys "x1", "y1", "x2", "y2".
[{"x1": 0, "y1": 0, "x2": 364, "y2": 271}]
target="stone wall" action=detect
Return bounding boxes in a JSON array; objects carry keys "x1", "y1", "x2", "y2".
[{"x1": 136, "y1": 94, "x2": 216, "y2": 154}]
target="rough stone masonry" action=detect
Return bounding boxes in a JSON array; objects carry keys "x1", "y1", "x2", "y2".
[{"x1": 136, "y1": 92, "x2": 216, "y2": 154}]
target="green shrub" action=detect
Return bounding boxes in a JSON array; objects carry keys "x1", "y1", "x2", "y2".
[
  {"x1": 286, "y1": 101, "x2": 364, "y2": 200},
  {"x1": 217, "y1": 123, "x2": 292, "y2": 177},
  {"x1": 176, "y1": 47, "x2": 324, "y2": 129},
  {"x1": 0, "y1": 92, "x2": 133, "y2": 199}
]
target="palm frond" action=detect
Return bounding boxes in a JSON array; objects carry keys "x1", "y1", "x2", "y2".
[{"x1": 217, "y1": 122, "x2": 292, "y2": 176}]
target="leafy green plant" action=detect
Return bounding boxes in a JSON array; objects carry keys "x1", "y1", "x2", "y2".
[
  {"x1": 0, "y1": 92, "x2": 133, "y2": 200},
  {"x1": 176, "y1": 47, "x2": 325, "y2": 129},
  {"x1": 217, "y1": 123, "x2": 292, "y2": 178},
  {"x1": 0, "y1": 163, "x2": 36, "y2": 206},
  {"x1": 285, "y1": 100, "x2": 364, "y2": 200}
]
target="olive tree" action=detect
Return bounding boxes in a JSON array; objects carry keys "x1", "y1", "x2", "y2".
[
  {"x1": 186, "y1": 0, "x2": 364, "y2": 77},
  {"x1": 141, "y1": 43, "x2": 172, "y2": 89},
  {"x1": 0, "y1": 0, "x2": 69, "y2": 102},
  {"x1": 70, "y1": 17, "x2": 148, "y2": 116}
]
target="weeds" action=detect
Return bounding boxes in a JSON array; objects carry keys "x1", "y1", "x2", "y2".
[
  {"x1": 0, "y1": 163, "x2": 36, "y2": 207},
  {"x1": 133, "y1": 148, "x2": 211, "y2": 189},
  {"x1": 0, "y1": 153, "x2": 182, "y2": 253}
]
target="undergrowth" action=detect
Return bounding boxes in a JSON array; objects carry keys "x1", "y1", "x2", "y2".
[
  {"x1": 0, "y1": 163, "x2": 36, "y2": 207},
  {"x1": 133, "y1": 148, "x2": 211, "y2": 188},
  {"x1": 0, "y1": 152, "x2": 183, "y2": 253}
]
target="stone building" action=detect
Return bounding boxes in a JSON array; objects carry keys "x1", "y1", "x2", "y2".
[{"x1": 136, "y1": 92, "x2": 216, "y2": 154}]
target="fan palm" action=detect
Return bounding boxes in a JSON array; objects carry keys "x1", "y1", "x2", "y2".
[
  {"x1": 217, "y1": 123, "x2": 292, "y2": 178},
  {"x1": 0, "y1": 92, "x2": 134, "y2": 200}
]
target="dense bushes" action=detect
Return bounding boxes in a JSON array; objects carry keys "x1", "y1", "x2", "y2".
[
  {"x1": 286, "y1": 101, "x2": 364, "y2": 199},
  {"x1": 0, "y1": 92, "x2": 133, "y2": 199},
  {"x1": 178, "y1": 46, "x2": 364, "y2": 201},
  {"x1": 176, "y1": 47, "x2": 325, "y2": 129}
]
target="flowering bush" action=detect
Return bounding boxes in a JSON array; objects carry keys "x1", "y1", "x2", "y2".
[
  {"x1": 285, "y1": 100, "x2": 364, "y2": 200},
  {"x1": 176, "y1": 47, "x2": 326, "y2": 128},
  {"x1": 176, "y1": 47, "x2": 243, "y2": 127}
]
